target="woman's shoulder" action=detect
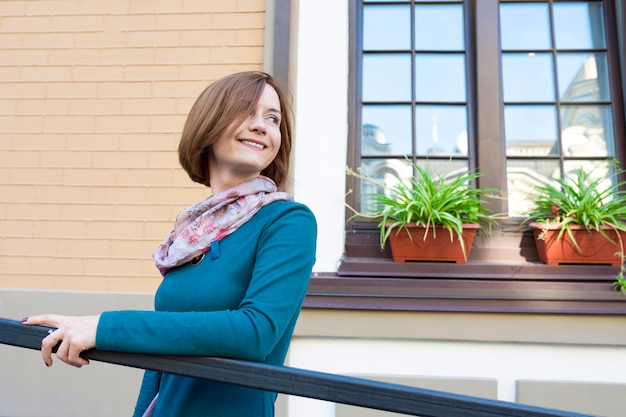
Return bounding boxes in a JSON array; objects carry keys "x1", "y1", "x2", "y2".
[{"x1": 257, "y1": 200, "x2": 316, "y2": 226}]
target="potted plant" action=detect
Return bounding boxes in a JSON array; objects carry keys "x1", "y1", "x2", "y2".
[
  {"x1": 346, "y1": 159, "x2": 499, "y2": 263},
  {"x1": 525, "y1": 159, "x2": 626, "y2": 293}
]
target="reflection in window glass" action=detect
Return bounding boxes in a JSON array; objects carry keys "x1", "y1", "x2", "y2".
[
  {"x1": 500, "y1": 3, "x2": 551, "y2": 50},
  {"x1": 415, "y1": 5, "x2": 464, "y2": 51},
  {"x1": 560, "y1": 104, "x2": 613, "y2": 157},
  {"x1": 507, "y1": 159, "x2": 560, "y2": 217},
  {"x1": 363, "y1": 5, "x2": 411, "y2": 51},
  {"x1": 554, "y1": 2, "x2": 606, "y2": 50},
  {"x1": 502, "y1": 53, "x2": 555, "y2": 102},
  {"x1": 563, "y1": 159, "x2": 613, "y2": 198},
  {"x1": 416, "y1": 159, "x2": 469, "y2": 180},
  {"x1": 558, "y1": 53, "x2": 610, "y2": 102},
  {"x1": 416, "y1": 105, "x2": 468, "y2": 155},
  {"x1": 415, "y1": 54, "x2": 466, "y2": 102},
  {"x1": 505, "y1": 105, "x2": 558, "y2": 156},
  {"x1": 362, "y1": 105, "x2": 412, "y2": 156},
  {"x1": 360, "y1": 158, "x2": 412, "y2": 215},
  {"x1": 363, "y1": 54, "x2": 412, "y2": 101}
]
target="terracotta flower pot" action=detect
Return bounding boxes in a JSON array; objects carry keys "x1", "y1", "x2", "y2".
[
  {"x1": 529, "y1": 222, "x2": 626, "y2": 266},
  {"x1": 386, "y1": 223, "x2": 480, "y2": 263}
]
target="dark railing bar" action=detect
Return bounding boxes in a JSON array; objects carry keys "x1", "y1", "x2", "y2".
[{"x1": 0, "y1": 318, "x2": 590, "y2": 417}]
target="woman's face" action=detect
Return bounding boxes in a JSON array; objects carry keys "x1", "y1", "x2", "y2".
[{"x1": 209, "y1": 84, "x2": 282, "y2": 187}]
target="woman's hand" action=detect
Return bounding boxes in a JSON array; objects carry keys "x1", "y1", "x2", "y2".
[{"x1": 22, "y1": 314, "x2": 100, "y2": 368}]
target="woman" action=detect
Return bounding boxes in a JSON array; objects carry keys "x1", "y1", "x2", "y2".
[{"x1": 22, "y1": 71, "x2": 317, "y2": 417}]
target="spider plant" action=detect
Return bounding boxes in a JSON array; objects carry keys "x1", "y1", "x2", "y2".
[
  {"x1": 526, "y1": 159, "x2": 626, "y2": 293},
  {"x1": 346, "y1": 159, "x2": 499, "y2": 260}
]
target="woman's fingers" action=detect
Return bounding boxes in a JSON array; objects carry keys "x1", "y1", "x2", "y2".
[
  {"x1": 41, "y1": 329, "x2": 60, "y2": 367},
  {"x1": 22, "y1": 313, "x2": 67, "y2": 329},
  {"x1": 23, "y1": 314, "x2": 99, "y2": 368}
]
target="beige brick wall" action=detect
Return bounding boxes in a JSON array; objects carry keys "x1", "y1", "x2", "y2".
[{"x1": 0, "y1": 0, "x2": 267, "y2": 291}]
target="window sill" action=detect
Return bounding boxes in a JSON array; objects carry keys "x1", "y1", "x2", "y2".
[
  {"x1": 304, "y1": 269, "x2": 626, "y2": 314},
  {"x1": 303, "y1": 229, "x2": 626, "y2": 314}
]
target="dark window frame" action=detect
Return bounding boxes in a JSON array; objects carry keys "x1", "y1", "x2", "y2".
[{"x1": 303, "y1": 0, "x2": 626, "y2": 314}]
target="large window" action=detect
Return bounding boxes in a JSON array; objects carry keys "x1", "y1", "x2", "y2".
[
  {"x1": 333, "y1": 0, "x2": 626, "y2": 312},
  {"x1": 353, "y1": 0, "x2": 623, "y2": 218}
]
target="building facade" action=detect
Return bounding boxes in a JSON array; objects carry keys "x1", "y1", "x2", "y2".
[{"x1": 1, "y1": 1, "x2": 626, "y2": 416}]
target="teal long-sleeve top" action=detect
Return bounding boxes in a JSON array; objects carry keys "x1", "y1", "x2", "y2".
[{"x1": 95, "y1": 200, "x2": 317, "y2": 417}]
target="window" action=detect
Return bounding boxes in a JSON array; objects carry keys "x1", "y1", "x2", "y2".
[
  {"x1": 501, "y1": 1, "x2": 618, "y2": 217},
  {"x1": 326, "y1": 0, "x2": 626, "y2": 313}
]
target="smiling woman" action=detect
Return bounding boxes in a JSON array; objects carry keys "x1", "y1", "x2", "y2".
[{"x1": 22, "y1": 71, "x2": 317, "y2": 417}]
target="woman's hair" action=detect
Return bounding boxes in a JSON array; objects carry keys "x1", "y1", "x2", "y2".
[{"x1": 178, "y1": 71, "x2": 294, "y2": 189}]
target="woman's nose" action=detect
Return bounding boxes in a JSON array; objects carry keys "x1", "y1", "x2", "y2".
[{"x1": 248, "y1": 113, "x2": 266, "y2": 134}]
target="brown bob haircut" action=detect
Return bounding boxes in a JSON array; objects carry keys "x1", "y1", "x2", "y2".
[{"x1": 178, "y1": 71, "x2": 294, "y2": 189}]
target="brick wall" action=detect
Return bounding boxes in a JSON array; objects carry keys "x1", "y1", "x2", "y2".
[{"x1": 0, "y1": 0, "x2": 266, "y2": 291}]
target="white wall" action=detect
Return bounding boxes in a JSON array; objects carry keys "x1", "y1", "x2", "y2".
[
  {"x1": 286, "y1": 337, "x2": 626, "y2": 416},
  {"x1": 291, "y1": 0, "x2": 349, "y2": 273},
  {"x1": 286, "y1": 5, "x2": 626, "y2": 415}
]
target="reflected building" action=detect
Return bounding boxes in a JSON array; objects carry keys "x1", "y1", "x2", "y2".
[{"x1": 505, "y1": 53, "x2": 612, "y2": 216}]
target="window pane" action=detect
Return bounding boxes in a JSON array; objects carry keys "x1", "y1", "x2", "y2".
[
  {"x1": 561, "y1": 104, "x2": 613, "y2": 157},
  {"x1": 363, "y1": 54, "x2": 412, "y2": 101},
  {"x1": 417, "y1": 159, "x2": 469, "y2": 182},
  {"x1": 363, "y1": 5, "x2": 411, "y2": 50},
  {"x1": 554, "y1": 2, "x2": 606, "y2": 49},
  {"x1": 360, "y1": 158, "x2": 412, "y2": 214},
  {"x1": 415, "y1": 5, "x2": 464, "y2": 51},
  {"x1": 500, "y1": 3, "x2": 551, "y2": 50},
  {"x1": 362, "y1": 105, "x2": 412, "y2": 156},
  {"x1": 505, "y1": 105, "x2": 558, "y2": 156},
  {"x1": 563, "y1": 159, "x2": 613, "y2": 195},
  {"x1": 558, "y1": 53, "x2": 610, "y2": 102},
  {"x1": 416, "y1": 105, "x2": 468, "y2": 155},
  {"x1": 506, "y1": 159, "x2": 560, "y2": 217},
  {"x1": 502, "y1": 53, "x2": 555, "y2": 102},
  {"x1": 415, "y1": 54, "x2": 466, "y2": 102}
]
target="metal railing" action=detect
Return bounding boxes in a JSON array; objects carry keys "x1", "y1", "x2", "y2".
[{"x1": 0, "y1": 318, "x2": 591, "y2": 417}]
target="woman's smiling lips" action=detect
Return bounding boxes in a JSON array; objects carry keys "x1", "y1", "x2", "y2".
[{"x1": 239, "y1": 139, "x2": 266, "y2": 150}]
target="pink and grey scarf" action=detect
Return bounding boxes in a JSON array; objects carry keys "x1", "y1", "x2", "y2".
[{"x1": 153, "y1": 176, "x2": 291, "y2": 275}]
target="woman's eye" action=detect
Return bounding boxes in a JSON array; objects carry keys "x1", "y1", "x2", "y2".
[{"x1": 267, "y1": 115, "x2": 280, "y2": 124}]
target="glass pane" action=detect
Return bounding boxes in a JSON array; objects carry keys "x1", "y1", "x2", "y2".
[
  {"x1": 417, "y1": 159, "x2": 469, "y2": 182},
  {"x1": 500, "y1": 3, "x2": 551, "y2": 50},
  {"x1": 360, "y1": 158, "x2": 413, "y2": 214},
  {"x1": 415, "y1": 5, "x2": 464, "y2": 51},
  {"x1": 416, "y1": 105, "x2": 468, "y2": 155},
  {"x1": 362, "y1": 105, "x2": 412, "y2": 156},
  {"x1": 554, "y1": 2, "x2": 606, "y2": 50},
  {"x1": 558, "y1": 53, "x2": 610, "y2": 102},
  {"x1": 505, "y1": 105, "x2": 558, "y2": 156},
  {"x1": 415, "y1": 54, "x2": 466, "y2": 102},
  {"x1": 506, "y1": 159, "x2": 560, "y2": 217},
  {"x1": 363, "y1": 54, "x2": 412, "y2": 101},
  {"x1": 560, "y1": 104, "x2": 613, "y2": 157},
  {"x1": 363, "y1": 5, "x2": 411, "y2": 50},
  {"x1": 563, "y1": 159, "x2": 613, "y2": 196},
  {"x1": 502, "y1": 53, "x2": 555, "y2": 102}
]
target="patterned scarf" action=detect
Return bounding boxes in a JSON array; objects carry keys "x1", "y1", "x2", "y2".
[{"x1": 153, "y1": 176, "x2": 291, "y2": 275}]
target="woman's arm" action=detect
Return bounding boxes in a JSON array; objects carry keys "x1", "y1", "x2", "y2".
[{"x1": 97, "y1": 204, "x2": 317, "y2": 360}]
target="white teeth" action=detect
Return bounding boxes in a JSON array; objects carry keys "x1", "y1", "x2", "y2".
[{"x1": 241, "y1": 140, "x2": 264, "y2": 149}]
